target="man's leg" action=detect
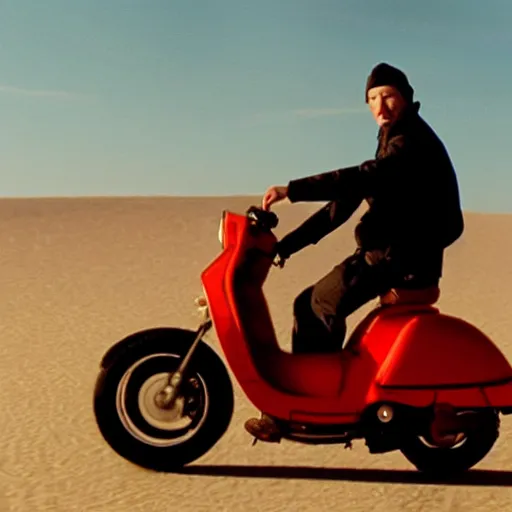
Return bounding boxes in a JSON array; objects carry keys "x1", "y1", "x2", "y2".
[
  {"x1": 309, "y1": 250, "x2": 393, "y2": 347},
  {"x1": 292, "y1": 251, "x2": 391, "y2": 352},
  {"x1": 243, "y1": 282, "x2": 338, "y2": 443},
  {"x1": 290, "y1": 286, "x2": 338, "y2": 353},
  {"x1": 244, "y1": 250, "x2": 392, "y2": 442}
]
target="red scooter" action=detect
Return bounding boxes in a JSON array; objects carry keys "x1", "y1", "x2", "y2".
[{"x1": 93, "y1": 206, "x2": 512, "y2": 476}]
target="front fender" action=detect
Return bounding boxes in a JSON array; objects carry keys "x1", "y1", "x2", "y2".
[{"x1": 99, "y1": 326, "x2": 199, "y2": 369}]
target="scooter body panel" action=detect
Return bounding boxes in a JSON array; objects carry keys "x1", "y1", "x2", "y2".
[{"x1": 201, "y1": 211, "x2": 512, "y2": 424}]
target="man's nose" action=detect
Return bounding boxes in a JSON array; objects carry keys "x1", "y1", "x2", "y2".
[{"x1": 375, "y1": 98, "x2": 386, "y2": 115}]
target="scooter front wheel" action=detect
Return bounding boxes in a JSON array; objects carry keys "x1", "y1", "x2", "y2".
[
  {"x1": 93, "y1": 331, "x2": 234, "y2": 472},
  {"x1": 399, "y1": 408, "x2": 500, "y2": 475}
]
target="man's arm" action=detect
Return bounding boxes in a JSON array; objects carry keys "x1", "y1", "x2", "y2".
[
  {"x1": 286, "y1": 135, "x2": 410, "y2": 203},
  {"x1": 277, "y1": 193, "x2": 363, "y2": 259}
]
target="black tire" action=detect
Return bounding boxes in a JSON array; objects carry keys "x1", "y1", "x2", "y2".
[
  {"x1": 93, "y1": 328, "x2": 234, "y2": 472},
  {"x1": 399, "y1": 409, "x2": 500, "y2": 475}
]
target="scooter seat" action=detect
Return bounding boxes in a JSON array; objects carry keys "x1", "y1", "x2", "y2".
[{"x1": 380, "y1": 285, "x2": 440, "y2": 306}]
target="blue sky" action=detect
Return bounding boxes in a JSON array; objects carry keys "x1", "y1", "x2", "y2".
[{"x1": 0, "y1": 0, "x2": 510, "y2": 212}]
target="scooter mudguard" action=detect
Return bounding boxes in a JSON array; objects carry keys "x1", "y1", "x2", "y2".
[
  {"x1": 369, "y1": 311, "x2": 512, "y2": 411},
  {"x1": 375, "y1": 313, "x2": 512, "y2": 389}
]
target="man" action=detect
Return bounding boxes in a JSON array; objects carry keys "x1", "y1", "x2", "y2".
[{"x1": 244, "y1": 62, "x2": 465, "y2": 443}]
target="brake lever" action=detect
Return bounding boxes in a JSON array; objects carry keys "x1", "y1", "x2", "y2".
[{"x1": 272, "y1": 253, "x2": 287, "y2": 268}]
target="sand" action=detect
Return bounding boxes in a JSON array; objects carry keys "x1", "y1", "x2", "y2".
[{"x1": 0, "y1": 195, "x2": 511, "y2": 512}]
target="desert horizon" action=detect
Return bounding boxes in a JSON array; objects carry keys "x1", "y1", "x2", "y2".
[{"x1": 1, "y1": 195, "x2": 511, "y2": 511}]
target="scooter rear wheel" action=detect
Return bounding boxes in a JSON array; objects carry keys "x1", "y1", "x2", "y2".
[{"x1": 399, "y1": 408, "x2": 500, "y2": 475}]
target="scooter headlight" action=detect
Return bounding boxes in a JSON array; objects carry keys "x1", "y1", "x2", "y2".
[{"x1": 218, "y1": 216, "x2": 224, "y2": 247}]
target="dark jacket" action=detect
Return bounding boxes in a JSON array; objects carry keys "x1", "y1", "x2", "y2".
[{"x1": 277, "y1": 101, "x2": 464, "y2": 282}]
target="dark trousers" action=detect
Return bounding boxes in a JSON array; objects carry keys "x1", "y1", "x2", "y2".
[{"x1": 291, "y1": 249, "x2": 438, "y2": 353}]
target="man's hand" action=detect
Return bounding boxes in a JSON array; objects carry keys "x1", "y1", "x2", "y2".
[{"x1": 262, "y1": 185, "x2": 288, "y2": 211}]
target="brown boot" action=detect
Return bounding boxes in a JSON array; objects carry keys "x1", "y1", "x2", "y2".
[{"x1": 244, "y1": 413, "x2": 282, "y2": 443}]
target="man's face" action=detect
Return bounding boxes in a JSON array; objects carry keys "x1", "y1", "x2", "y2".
[{"x1": 367, "y1": 85, "x2": 408, "y2": 128}]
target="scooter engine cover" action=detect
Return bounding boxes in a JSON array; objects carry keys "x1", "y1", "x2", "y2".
[{"x1": 375, "y1": 313, "x2": 512, "y2": 388}]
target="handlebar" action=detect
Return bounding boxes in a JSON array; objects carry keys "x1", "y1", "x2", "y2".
[
  {"x1": 245, "y1": 205, "x2": 287, "y2": 268},
  {"x1": 246, "y1": 205, "x2": 279, "y2": 231}
]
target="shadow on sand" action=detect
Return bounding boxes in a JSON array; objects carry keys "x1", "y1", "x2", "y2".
[{"x1": 178, "y1": 465, "x2": 512, "y2": 487}]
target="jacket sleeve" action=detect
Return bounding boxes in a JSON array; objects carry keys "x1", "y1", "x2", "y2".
[
  {"x1": 277, "y1": 194, "x2": 363, "y2": 258},
  {"x1": 358, "y1": 134, "x2": 411, "y2": 194},
  {"x1": 286, "y1": 135, "x2": 410, "y2": 203}
]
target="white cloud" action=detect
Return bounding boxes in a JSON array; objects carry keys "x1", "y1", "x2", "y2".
[
  {"x1": 291, "y1": 107, "x2": 367, "y2": 118},
  {"x1": 0, "y1": 84, "x2": 89, "y2": 100},
  {"x1": 251, "y1": 106, "x2": 367, "y2": 125}
]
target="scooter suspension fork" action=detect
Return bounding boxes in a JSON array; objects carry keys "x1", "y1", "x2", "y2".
[{"x1": 155, "y1": 297, "x2": 212, "y2": 409}]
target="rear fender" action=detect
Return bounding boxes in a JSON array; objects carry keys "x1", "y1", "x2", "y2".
[
  {"x1": 99, "y1": 327, "x2": 200, "y2": 369},
  {"x1": 376, "y1": 314, "x2": 512, "y2": 389}
]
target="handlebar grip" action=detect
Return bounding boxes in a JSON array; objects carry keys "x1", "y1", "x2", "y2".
[{"x1": 246, "y1": 206, "x2": 279, "y2": 230}]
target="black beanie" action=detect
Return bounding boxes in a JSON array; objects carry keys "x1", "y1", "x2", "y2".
[{"x1": 365, "y1": 63, "x2": 414, "y2": 103}]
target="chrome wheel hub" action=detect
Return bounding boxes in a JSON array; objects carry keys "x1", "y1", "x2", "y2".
[{"x1": 139, "y1": 373, "x2": 187, "y2": 428}]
